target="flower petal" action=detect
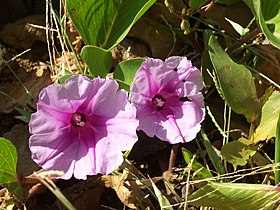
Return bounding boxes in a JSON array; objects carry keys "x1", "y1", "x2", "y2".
[
  {"x1": 29, "y1": 126, "x2": 77, "y2": 177},
  {"x1": 131, "y1": 56, "x2": 205, "y2": 144},
  {"x1": 29, "y1": 75, "x2": 139, "y2": 179},
  {"x1": 156, "y1": 102, "x2": 205, "y2": 143},
  {"x1": 29, "y1": 110, "x2": 69, "y2": 134}
]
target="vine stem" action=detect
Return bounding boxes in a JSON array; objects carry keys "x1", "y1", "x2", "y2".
[
  {"x1": 226, "y1": 27, "x2": 262, "y2": 54},
  {"x1": 167, "y1": 143, "x2": 180, "y2": 177},
  {"x1": 194, "y1": 0, "x2": 217, "y2": 28}
]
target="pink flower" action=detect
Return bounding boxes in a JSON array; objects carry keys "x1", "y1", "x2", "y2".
[
  {"x1": 130, "y1": 56, "x2": 205, "y2": 144},
  {"x1": 29, "y1": 75, "x2": 138, "y2": 179}
]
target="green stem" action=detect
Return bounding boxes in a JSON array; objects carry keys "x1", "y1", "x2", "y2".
[
  {"x1": 275, "y1": 113, "x2": 280, "y2": 185},
  {"x1": 248, "y1": 123, "x2": 256, "y2": 142},
  {"x1": 226, "y1": 107, "x2": 232, "y2": 144}
]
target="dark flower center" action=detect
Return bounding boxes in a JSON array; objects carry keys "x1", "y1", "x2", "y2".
[
  {"x1": 152, "y1": 94, "x2": 165, "y2": 111},
  {"x1": 70, "y1": 112, "x2": 86, "y2": 127}
]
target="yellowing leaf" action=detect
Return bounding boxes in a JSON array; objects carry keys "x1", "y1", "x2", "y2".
[
  {"x1": 188, "y1": 182, "x2": 280, "y2": 210},
  {"x1": 254, "y1": 91, "x2": 280, "y2": 143},
  {"x1": 221, "y1": 138, "x2": 257, "y2": 170}
]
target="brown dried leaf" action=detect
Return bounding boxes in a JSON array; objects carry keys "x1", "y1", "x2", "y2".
[{"x1": 101, "y1": 172, "x2": 137, "y2": 209}]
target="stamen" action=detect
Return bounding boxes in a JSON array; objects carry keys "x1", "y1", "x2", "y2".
[
  {"x1": 70, "y1": 112, "x2": 86, "y2": 127},
  {"x1": 152, "y1": 94, "x2": 165, "y2": 111}
]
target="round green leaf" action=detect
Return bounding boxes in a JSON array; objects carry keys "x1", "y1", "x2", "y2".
[
  {"x1": 113, "y1": 58, "x2": 144, "y2": 92},
  {"x1": 81, "y1": 45, "x2": 113, "y2": 78},
  {"x1": 0, "y1": 138, "x2": 17, "y2": 184}
]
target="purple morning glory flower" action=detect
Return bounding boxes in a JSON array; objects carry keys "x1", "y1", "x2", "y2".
[
  {"x1": 130, "y1": 56, "x2": 205, "y2": 144},
  {"x1": 29, "y1": 75, "x2": 138, "y2": 180}
]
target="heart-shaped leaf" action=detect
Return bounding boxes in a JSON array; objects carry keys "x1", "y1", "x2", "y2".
[{"x1": 67, "y1": 0, "x2": 156, "y2": 50}]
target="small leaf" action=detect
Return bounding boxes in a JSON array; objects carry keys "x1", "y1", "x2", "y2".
[
  {"x1": 15, "y1": 107, "x2": 31, "y2": 123},
  {"x1": 225, "y1": 17, "x2": 245, "y2": 36},
  {"x1": 58, "y1": 71, "x2": 74, "y2": 84},
  {"x1": 67, "y1": 0, "x2": 156, "y2": 50},
  {"x1": 113, "y1": 58, "x2": 144, "y2": 92},
  {"x1": 208, "y1": 33, "x2": 261, "y2": 123},
  {"x1": 181, "y1": 147, "x2": 213, "y2": 179},
  {"x1": 243, "y1": 0, "x2": 280, "y2": 49},
  {"x1": 221, "y1": 138, "x2": 257, "y2": 170},
  {"x1": 150, "y1": 178, "x2": 173, "y2": 210},
  {"x1": 0, "y1": 138, "x2": 17, "y2": 184},
  {"x1": 81, "y1": 46, "x2": 113, "y2": 78},
  {"x1": 188, "y1": 182, "x2": 280, "y2": 210},
  {"x1": 254, "y1": 91, "x2": 280, "y2": 143}
]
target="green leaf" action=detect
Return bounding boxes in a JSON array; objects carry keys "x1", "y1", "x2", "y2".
[
  {"x1": 150, "y1": 178, "x2": 173, "y2": 210},
  {"x1": 200, "y1": 129, "x2": 225, "y2": 175},
  {"x1": 243, "y1": 0, "x2": 280, "y2": 49},
  {"x1": 113, "y1": 58, "x2": 144, "y2": 92},
  {"x1": 67, "y1": 0, "x2": 156, "y2": 50},
  {"x1": 0, "y1": 138, "x2": 17, "y2": 184},
  {"x1": 189, "y1": 0, "x2": 210, "y2": 9},
  {"x1": 189, "y1": 0, "x2": 241, "y2": 8},
  {"x1": 81, "y1": 46, "x2": 113, "y2": 77},
  {"x1": 225, "y1": 17, "x2": 245, "y2": 36},
  {"x1": 254, "y1": 91, "x2": 280, "y2": 143},
  {"x1": 221, "y1": 137, "x2": 257, "y2": 170},
  {"x1": 188, "y1": 182, "x2": 280, "y2": 210},
  {"x1": 181, "y1": 147, "x2": 213, "y2": 179},
  {"x1": 58, "y1": 70, "x2": 74, "y2": 84},
  {"x1": 208, "y1": 33, "x2": 261, "y2": 123},
  {"x1": 218, "y1": 0, "x2": 241, "y2": 5},
  {"x1": 275, "y1": 112, "x2": 280, "y2": 185},
  {"x1": 15, "y1": 107, "x2": 31, "y2": 123}
]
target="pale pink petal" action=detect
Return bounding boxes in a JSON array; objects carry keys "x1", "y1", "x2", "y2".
[
  {"x1": 130, "y1": 56, "x2": 205, "y2": 144},
  {"x1": 157, "y1": 102, "x2": 205, "y2": 143},
  {"x1": 29, "y1": 75, "x2": 138, "y2": 179}
]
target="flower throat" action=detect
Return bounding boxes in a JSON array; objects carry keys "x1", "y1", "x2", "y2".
[
  {"x1": 71, "y1": 112, "x2": 86, "y2": 127},
  {"x1": 152, "y1": 94, "x2": 165, "y2": 111}
]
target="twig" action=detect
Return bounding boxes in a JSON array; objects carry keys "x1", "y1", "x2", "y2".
[
  {"x1": 194, "y1": 0, "x2": 217, "y2": 28},
  {"x1": 226, "y1": 27, "x2": 262, "y2": 54}
]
